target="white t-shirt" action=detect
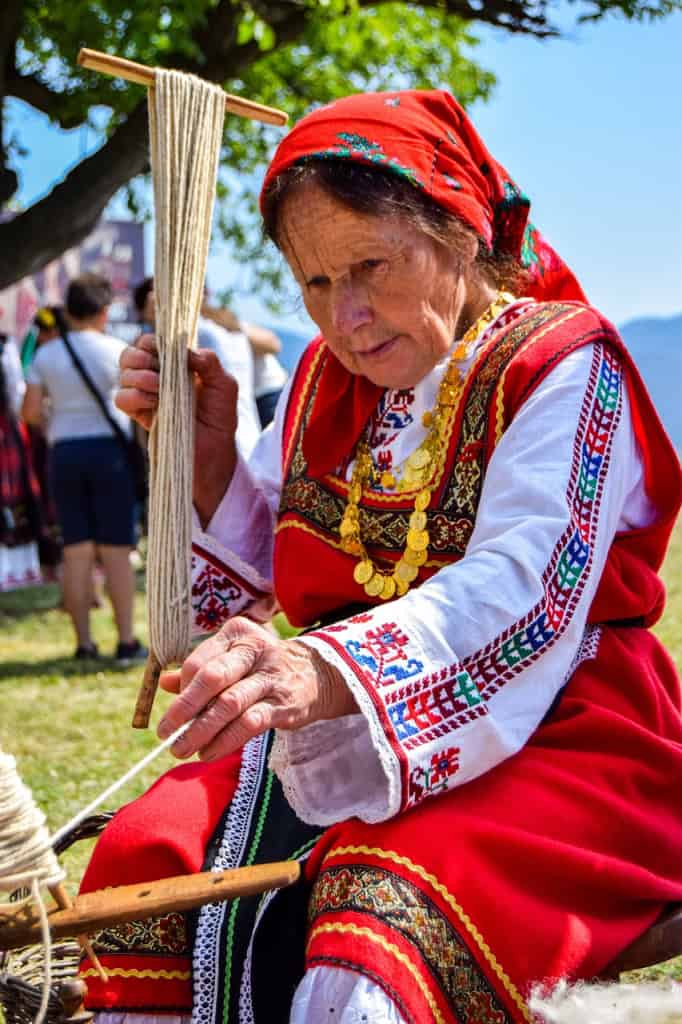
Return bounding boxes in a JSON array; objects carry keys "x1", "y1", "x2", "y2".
[
  {"x1": 253, "y1": 352, "x2": 288, "y2": 398},
  {"x1": 196, "y1": 316, "x2": 261, "y2": 457},
  {"x1": 27, "y1": 329, "x2": 131, "y2": 445}
]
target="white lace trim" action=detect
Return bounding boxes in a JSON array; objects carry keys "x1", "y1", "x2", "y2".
[
  {"x1": 292, "y1": 636, "x2": 401, "y2": 823},
  {"x1": 566, "y1": 624, "x2": 602, "y2": 680},
  {"x1": 191, "y1": 734, "x2": 269, "y2": 1024},
  {"x1": 237, "y1": 847, "x2": 316, "y2": 1024}
]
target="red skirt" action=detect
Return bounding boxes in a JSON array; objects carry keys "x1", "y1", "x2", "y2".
[{"x1": 80, "y1": 625, "x2": 682, "y2": 1022}]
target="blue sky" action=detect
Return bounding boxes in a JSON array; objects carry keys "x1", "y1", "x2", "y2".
[{"x1": 6, "y1": 7, "x2": 682, "y2": 332}]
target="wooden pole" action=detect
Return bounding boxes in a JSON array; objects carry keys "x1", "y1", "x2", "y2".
[
  {"x1": 0, "y1": 861, "x2": 300, "y2": 950},
  {"x1": 132, "y1": 654, "x2": 162, "y2": 729},
  {"x1": 77, "y1": 48, "x2": 288, "y2": 126},
  {"x1": 49, "y1": 882, "x2": 108, "y2": 983}
]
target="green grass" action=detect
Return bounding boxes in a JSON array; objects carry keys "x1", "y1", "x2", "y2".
[{"x1": 1, "y1": 527, "x2": 681, "y2": 982}]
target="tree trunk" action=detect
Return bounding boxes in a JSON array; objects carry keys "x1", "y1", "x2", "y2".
[{"x1": 0, "y1": 103, "x2": 149, "y2": 290}]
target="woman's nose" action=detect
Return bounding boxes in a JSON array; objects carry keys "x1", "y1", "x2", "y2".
[{"x1": 330, "y1": 278, "x2": 372, "y2": 334}]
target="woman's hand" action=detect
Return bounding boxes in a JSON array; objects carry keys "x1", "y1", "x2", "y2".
[
  {"x1": 116, "y1": 334, "x2": 239, "y2": 525},
  {"x1": 156, "y1": 617, "x2": 358, "y2": 761}
]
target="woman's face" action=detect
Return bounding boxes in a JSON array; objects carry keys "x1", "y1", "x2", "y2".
[{"x1": 279, "y1": 182, "x2": 479, "y2": 389}]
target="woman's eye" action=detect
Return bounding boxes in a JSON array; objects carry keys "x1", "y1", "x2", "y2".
[
  {"x1": 361, "y1": 259, "x2": 386, "y2": 271},
  {"x1": 306, "y1": 276, "x2": 329, "y2": 289}
]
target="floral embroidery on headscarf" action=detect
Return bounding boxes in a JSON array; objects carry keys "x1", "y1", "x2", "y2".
[{"x1": 296, "y1": 131, "x2": 424, "y2": 188}]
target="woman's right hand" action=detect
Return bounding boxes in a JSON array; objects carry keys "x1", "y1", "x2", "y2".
[{"x1": 117, "y1": 334, "x2": 239, "y2": 527}]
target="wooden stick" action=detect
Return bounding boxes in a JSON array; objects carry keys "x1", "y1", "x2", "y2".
[
  {"x1": 50, "y1": 883, "x2": 108, "y2": 984},
  {"x1": 77, "y1": 48, "x2": 288, "y2": 126},
  {"x1": 0, "y1": 861, "x2": 300, "y2": 950},
  {"x1": 132, "y1": 653, "x2": 163, "y2": 729}
]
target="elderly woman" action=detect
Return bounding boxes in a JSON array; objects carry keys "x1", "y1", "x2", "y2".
[{"x1": 80, "y1": 91, "x2": 682, "y2": 1024}]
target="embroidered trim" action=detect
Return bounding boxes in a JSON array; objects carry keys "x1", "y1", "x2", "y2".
[
  {"x1": 493, "y1": 308, "x2": 583, "y2": 444},
  {"x1": 191, "y1": 735, "x2": 269, "y2": 1024},
  {"x1": 310, "y1": 863, "x2": 514, "y2": 1022},
  {"x1": 322, "y1": 845, "x2": 531, "y2": 1021},
  {"x1": 308, "y1": 922, "x2": 446, "y2": 1024},
  {"x1": 278, "y1": 303, "x2": 572, "y2": 567},
  {"x1": 282, "y1": 342, "x2": 326, "y2": 475},
  {"x1": 89, "y1": 913, "x2": 187, "y2": 956}
]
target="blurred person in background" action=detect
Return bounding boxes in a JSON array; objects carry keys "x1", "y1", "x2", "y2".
[
  {"x1": 20, "y1": 307, "x2": 66, "y2": 579},
  {"x1": 199, "y1": 300, "x2": 289, "y2": 428},
  {"x1": 133, "y1": 277, "x2": 261, "y2": 456},
  {"x1": 20, "y1": 304, "x2": 62, "y2": 370},
  {"x1": 245, "y1": 322, "x2": 289, "y2": 429},
  {"x1": 22, "y1": 273, "x2": 146, "y2": 663},
  {"x1": 0, "y1": 329, "x2": 42, "y2": 590}
]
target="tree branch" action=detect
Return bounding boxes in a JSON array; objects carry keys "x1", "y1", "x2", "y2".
[
  {"x1": 0, "y1": 103, "x2": 149, "y2": 289},
  {"x1": 4, "y1": 67, "x2": 85, "y2": 129},
  {"x1": 371, "y1": 0, "x2": 556, "y2": 34},
  {"x1": 0, "y1": 0, "x2": 22, "y2": 89}
]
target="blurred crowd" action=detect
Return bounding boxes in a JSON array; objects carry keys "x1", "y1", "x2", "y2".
[{"x1": 0, "y1": 270, "x2": 288, "y2": 661}]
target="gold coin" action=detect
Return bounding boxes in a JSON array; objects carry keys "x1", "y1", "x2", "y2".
[
  {"x1": 365, "y1": 573, "x2": 386, "y2": 597},
  {"x1": 353, "y1": 560, "x2": 374, "y2": 585},
  {"x1": 405, "y1": 547, "x2": 427, "y2": 566},
  {"x1": 407, "y1": 528, "x2": 429, "y2": 551},
  {"x1": 339, "y1": 518, "x2": 356, "y2": 538},
  {"x1": 395, "y1": 576, "x2": 410, "y2": 596},
  {"x1": 408, "y1": 448, "x2": 431, "y2": 470},
  {"x1": 409, "y1": 510, "x2": 427, "y2": 531},
  {"x1": 395, "y1": 560, "x2": 419, "y2": 583},
  {"x1": 380, "y1": 576, "x2": 397, "y2": 600},
  {"x1": 421, "y1": 410, "x2": 434, "y2": 428},
  {"x1": 414, "y1": 489, "x2": 431, "y2": 512},
  {"x1": 380, "y1": 471, "x2": 397, "y2": 489}
]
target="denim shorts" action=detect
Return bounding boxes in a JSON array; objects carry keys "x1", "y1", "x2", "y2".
[{"x1": 49, "y1": 436, "x2": 136, "y2": 546}]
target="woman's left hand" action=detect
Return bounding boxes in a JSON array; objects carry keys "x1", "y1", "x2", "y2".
[{"x1": 156, "y1": 617, "x2": 358, "y2": 761}]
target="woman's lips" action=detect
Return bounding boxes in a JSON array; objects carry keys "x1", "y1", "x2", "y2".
[{"x1": 357, "y1": 335, "x2": 400, "y2": 359}]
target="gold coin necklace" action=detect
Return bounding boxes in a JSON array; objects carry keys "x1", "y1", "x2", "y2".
[{"x1": 341, "y1": 290, "x2": 514, "y2": 601}]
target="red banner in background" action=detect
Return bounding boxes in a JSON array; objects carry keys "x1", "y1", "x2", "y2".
[{"x1": 0, "y1": 219, "x2": 145, "y2": 342}]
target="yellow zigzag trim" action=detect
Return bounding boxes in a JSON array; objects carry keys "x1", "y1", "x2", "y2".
[
  {"x1": 80, "y1": 967, "x2": 190, "y2": 981},
  {"x1": 284, "y1": 341, "x2": 325, "y2": 470},
  {"x1": 494, "y1": 307, "x2": 583, "y2": 445},
  {"x1": 308, "y1": 921, "x2": 445, "y2": 1024},
  {"x1": 324, "y1": 844, "x2": 531, "y2": 1022}
]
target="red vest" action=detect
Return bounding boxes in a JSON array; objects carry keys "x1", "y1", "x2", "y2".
[{"x1": 275, "y1": 302, "x2": 681, "y2": 630}]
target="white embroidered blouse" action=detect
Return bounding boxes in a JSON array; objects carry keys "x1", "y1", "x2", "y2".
[{"x1": 189, "y1": 300, "x2": 656, "y2": 827}]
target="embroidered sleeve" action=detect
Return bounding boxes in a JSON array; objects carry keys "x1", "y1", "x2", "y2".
[
  {"x1": 281, "y1": 343, "x2": 644, "y2": 823},
  {"x1": 190, "y1": 380, "x2": 291, "y2": 634}
]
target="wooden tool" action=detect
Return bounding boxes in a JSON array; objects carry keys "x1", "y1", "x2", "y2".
[
  {"x1": 132, "y1": 653, "x2": 162, "y2": 729},
  {"x1": 77, "y1": 49, "x2": 288, "y2": 126},
  {"x1": 0, "y1": 861, "x2": 300, "y2": 950}
]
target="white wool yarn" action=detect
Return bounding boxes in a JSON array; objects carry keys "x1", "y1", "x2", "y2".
[
  {"x1": 0, "y1": 744, "x2": 66, "y2": 1024},
  {"x1": 146, "y1": 68, "x2": 226, "y2": 668},
  {"x1": 529, "y1": 979, "x2": 682, "y2": 1023}
]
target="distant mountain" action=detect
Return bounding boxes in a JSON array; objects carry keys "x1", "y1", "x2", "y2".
[
  {"x1": 618, "y1": 314, "x2": 682, "y2": 449},
  {"x1": 270, "y1": 315, "x2": 682, "y2": 450}
]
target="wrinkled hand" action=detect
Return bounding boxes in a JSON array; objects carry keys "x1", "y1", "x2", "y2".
[
  {"x1": 157, "y1": 617, "x2": 358, "y2": 762},
  {"x1": 116, "y1": 334, "x2": 239, "y2": 525}
]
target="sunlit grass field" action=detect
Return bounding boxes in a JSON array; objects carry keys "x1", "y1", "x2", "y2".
[{"x1": 1, "y1": 522, "x2": 680, "y2": 983}]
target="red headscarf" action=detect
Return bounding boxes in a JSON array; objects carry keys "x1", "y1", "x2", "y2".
[{"x1": 260, "y1": 90, "x2": 586, "y2": 474}]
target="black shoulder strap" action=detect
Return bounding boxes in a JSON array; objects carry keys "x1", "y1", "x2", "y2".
[{"x1": 60, "y1": 328, "x2": 130, "y2": 446}]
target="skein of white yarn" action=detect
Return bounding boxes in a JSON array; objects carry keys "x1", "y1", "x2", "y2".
[
  {"x1": 0, "y1": 745, "x2": 66, "y2": 1024},
  {"x1": 146, "y1": 68, "x2": 226, "y2": 670}
]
